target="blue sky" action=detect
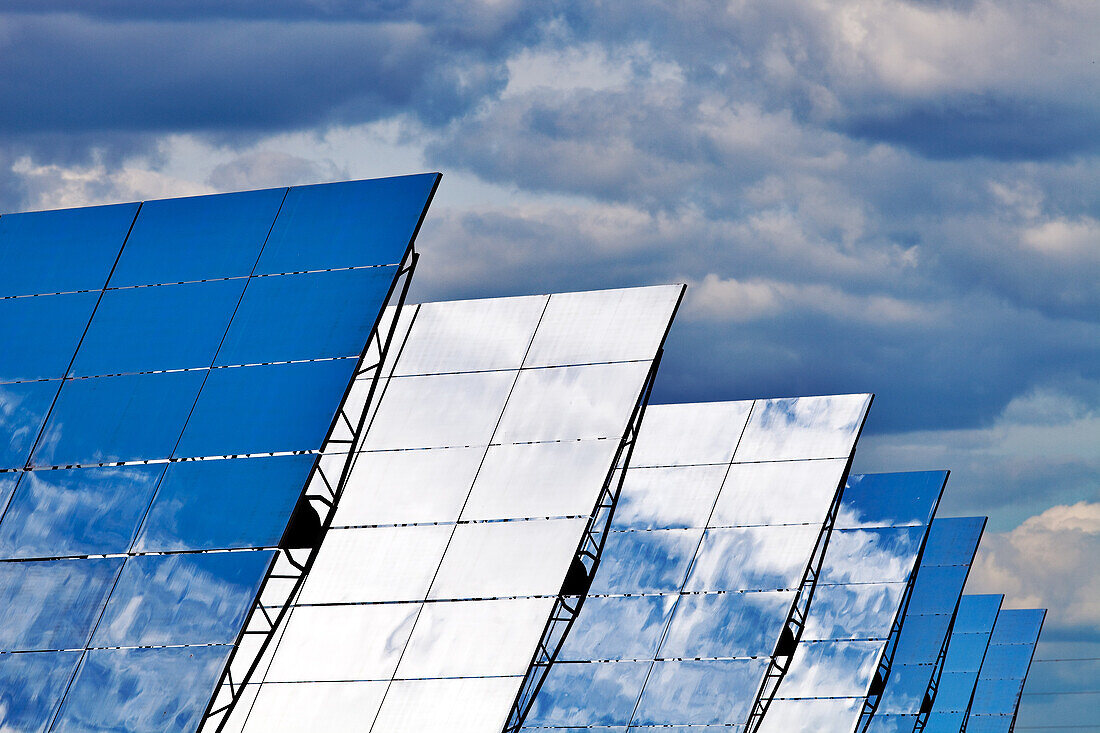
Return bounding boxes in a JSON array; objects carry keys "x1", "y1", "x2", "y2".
[{"x1": 1, "y1": 2, "x2": 1096, "y2": 726}]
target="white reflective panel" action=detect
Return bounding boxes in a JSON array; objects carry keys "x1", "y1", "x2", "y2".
[
  {"x1": 685, "y1": 525, "x2": 821, "y2": 592},
  {"x1": 778, "y1": 640, "x2": 885, "y2": 698},
  {"x1": 298, "y1": 525, "x2": 453, "y2": 604},
  {"x1": 371, "y1": 676, "x2": 520, "y2": 733},
  {"x1": 629, "y1": 401, "x2": 752, "y2": 468},
  {"x1": 461, "y1": 439, "x2": 618, "y2": 521},
  {"x1": 756, "y1": 697, "x2": 862, "y2": 733},
  {"x1": 801, "y1": 582, "x2": 907, "y2": 641},
  {"x1": 395, "y1": 597, "x2": 555, "y2": 678},
  {"x1": 428, "y1": 518, "x2": 588, "y2": 600},
  {"x1": 522, "y1": 285, "x2": 681, "y2": 369},
  {"x1": 494, "y1": 361, "x2": 652, "y2": 444},
  {"x1": 557, "y1": 595, "x2": 677, "y2": 661},
  {"x1": 264, "y1": 603, "x2": 418, "y2": 682},
  {"x1": 361, "y1": 370, "x2": 516, "y2": 451},
  {"x1": 392, "y1": 295, "x2": 546, "y2": 376},
  {"x1": 614, "y1": 465, "x2": 728, "y2": 530},
  {"x1": 818, "y1": 527, "x2": 925, "y2": 585},
  {"x1": 632, "y1": 658, "x2": 770, "y2": 725},
  {"x1": 333, "y1": 446, "x2": 484, "y2": 526},
  {"x1": 243, "y1": 681, "x2": 388, "y2": 732},
  {"x1": 710, "y1": 458, "x2": 847, "y2": 528},
  {"x1": 660, "y1": 590, "x2": 797, "y2": 659},
  {"x1": 733, "y1": 394, "x2": 871, "y2": 462}
]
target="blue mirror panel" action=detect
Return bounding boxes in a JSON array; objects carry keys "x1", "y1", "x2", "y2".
[
  {"x1": 0, "y1": 381, "x2": 58, "y2": 469},
  {"x1": 866, "y1": 713, "x2": 920, "y2": 733},
  {"x1": 53, "y1": 645, "x2": 232, "y2": 733},
  {"x1": 0, "y1": 557, "x2": 122, "y2": 651},
  {"x1": 588, "y1": 529, "x2": 702, "y2": 595},
  {"x1": 0, "y1": 202, "x2": 137, "y2": 297},
  {"x1": 964, "y1": 717, "x2": 1013, "y2": 733},
  {"x1": 71, "y1": 280, "x2": 245, "y2": 377},
  {"x1": 0, "y1": 474, "x2": 17, "y2": 516},
  {"x1": 0, "y1": 292, "x2": 98, "y2": 383},
  {"x1": 924, "y1": 710, "x2": 966, "y2": 732},
  {"x1": 970, "y1": 677, "x2": 1024, "y2": 715},
  {"x1": 0, "y1": 650, "x2": 82, "y2": 733},
  {"x1": 31, "y1": 371, "x2": 206, "y2": 467},
  {"x1": 133, "y1": 454, "x2": 315, "y2": 552},
  {"x1": 0, "y1": 464, "x2": 164, "y2": 559},
  {"x1": 685, "y1": 525, "x2": 821, "y2": 592},
  {"x1": 838, "y1": 471, "x2": 946, "y2": 529},
  {"x1": 660, "y1": 591, "x2": 796, "y2": 658},
  {"x1": 554, "y1": 595, "x2": 675, "y2": 662},
  {"x1": 875, "y1": 662, "x2": 935, "y2": 714},
  {"x1": 109, "y1": 188, "x2": 286, "y2": 286},
  {"x1": 945, "y1": 631, "x2": 996, "y2": 672},
  {"x1": 632, "y1": 659, "x2": 769, "y2": 725},
  {"x1": 954, "y1": 594, "x2": 1003, "y2": 634},
  {"x1": 255, "y1": 173, "x2": 438, "y2": 274},
  {"x1": 214, "y1": 266, "x2": 397, "y2": 366},
  {"x1": 892, "y1": 612, "x2": 954, "y2": 665},
  {"x1": 92, "y1": 549, "x2": 274, "y2": 647},
  {"x1": 989, "y1": 608, "x2": 1045, "y2": 645},
  {"x1": 525, "y1": 661, "x2": 650, "y2": 727},
  {"x1": 175, "y1": 359, "x2": 357, "y2": 458},
  {"x1": 921, "y1": 516, "x2": 985, "y2": 566},
  {"x1": 909, "y1": 565, "x2": 971, "y2": 616},
  {"x1": 934, "y1": 669, "x2": 981, "y2": 712}
]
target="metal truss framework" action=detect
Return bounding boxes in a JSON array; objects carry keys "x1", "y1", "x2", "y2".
[
  {"x1": 913, "y1": 612, "x2": 958, "y2": 733},
  {"x1": 743, "y1": 454, "x2": 851, "y2": 733},
  {"x1": 198, "y1": 247, "x2": 419, "y2": 732},
  {"x1": 501, "y1": 350, "x2": 664, "y2": 733}
]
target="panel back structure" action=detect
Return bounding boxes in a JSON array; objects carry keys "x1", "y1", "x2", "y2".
[
  {"x1": 866, "y1": 517, "x2": 985, "y2": 733},
  {"x1": 523, "y1": 394, "x2": 874, "y2": 732},
  {"x1": 221, "y1": 286, "x2": 685, "y2": 733},
  {"x1": 964, "y1": 609, "x2": 1045, "y2": 733},
  {"x1": 758, "y1": 471, "x2": 946, "y2": 733},
  {"x1": 0, "y1": 174, "x2": 439, "y2": 733},
  {"x1": 923, "y1": 595, "x2": 1003, "y2": 733}
]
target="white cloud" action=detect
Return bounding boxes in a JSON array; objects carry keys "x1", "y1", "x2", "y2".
[{"x1": 967, "y1": 501, "x2": 1100, "y2": 633}]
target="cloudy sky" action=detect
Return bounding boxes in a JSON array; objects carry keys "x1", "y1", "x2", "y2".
[{"x1": 1, "y1": 1, "x2": 1096, "y2": 726}]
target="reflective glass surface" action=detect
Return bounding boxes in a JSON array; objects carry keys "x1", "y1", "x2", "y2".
[
  {"x1": 757, "y1": 697, "x2": 863, "y2": 733},
  {"x1": 590, "y1": 528, "x2": 702, "y2": 595},
  {"x1": 0, "y1": 557, "x2": 122, "y2": 651},
  {"x1": 685, "y1": 525, "x2": 822, "y2": 591},
  {"x1": 265, "y1": 603, "x2": 419, "y2": 682},
  {"x1": 0, "y1": 380, "x2": 59, "y2": 468},
  {"x1": 297, "y1": 524, "x2": 452, "y2": 604},
  {"x1": 92, "y1": 550, "x2": 274, "y2": 647},
  {"x1": 215, "y1": 267, "x2": 398, "y2": 366},
  {"x1": 557, "y1": 595, "x2": 676, "y2": 661},
  {"x1": 969, "y1": 608, "x2": 1045, "y2": 722},
  {"x1": 392, "y1": 296, "x2": 547, "y2": 376},
  {"x1": 710, "y1": 458, "x2": 848, "y2": 527},
  {"x1": 801, "y1": 582, "x2": 906, "y2": 641},
  {"x1": 837, "y1": 470, "x2": 946, "y2": 529},
  {"x1": 428, "y1": 518, "x2": 588, "y2": 599},
  {"x1": 634, "y1": 659, "x2": 770, "y2": 725},
  {"x1": 31, "y1": 370, "x2": 206, "y2": 466},
  {"x1": 360, "y1": 370, "x2": 517, "y2": 451},
  {"x1": 176, "y1": 359, "x2": 356, "y2": 457},
  {"x1": 244, "y1": 680, "x2": 388, "y2": 733},
  {"x1": 494, "y1": 361, "x2": 653, "y2": 444},
  {"x1": 0, "y1": 464, "x2": 163, "y2": 558},
  {"x1": 461, "y1": 439, "x2": 619, "y2": 521},
  {"x1": 733, "y1": 394, "x2": 872, "y2": 462},
  {"x1": 523, "y1": 285, "x2": 684, "y2": 368},
  {"x1": 255, "y1": 173, "x2": 438, "y2": 274},
  {"x1": 109, "y1": 188, "x2": 286, "y2": 286},
  {"x1": 71, "y1": 279, "x2": 244, "y2": 376},
  {"x1": 613, "y1": 464, "x2": 728, "y2": 530},
  {"x1": 0, "y1": 292, "x2": 98, "y2": 382},
  {"x1": 370, "y1": 676, "x2": 521, "y2": 733},
  {"x1": 928, "y1": 595, "x2": 1002, "y2": 717},
  {"x1": 0, "y1": 650, "x2": 82, "y2": 733},
  {"x1": 395, "y1": 597, "x2": 556, "y2": 679},
  {"x1": 133, "y1": 454, "x2": 315, "y2": 551},
  {"x1": 660, "y1": 590, "x2": 797, "y2": 658},
  {"x1": 816, "y1": 526, "x2": 927, "y2": 584},
  {"x1": 778, "y1": 640, "x2": 885, "y2": 698},
  {"x1": 526, "y1": 661, "x2": 652, "y2": 727},
  {"x1": 629, "y1": 400, "x2": 751, "y2": 467},
  {"x1": 53, "y1": 645, "x2": 232, "y2": 733},
  {"x1": 0, "y1": 202, "x2": 137, "y2": 297},
  {"x1": 333, "y1": 446, "x2": 484, "y2": 526}
]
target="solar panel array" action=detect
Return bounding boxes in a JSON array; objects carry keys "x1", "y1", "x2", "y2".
[
  {"x1": 0, "y1": 179, "x2": 1050, "y2": 733},
  {"x1": 0, "y1": 174, "x2": 438, "y2": 732},
  {"x1": 222, "y1": 287, "x2": 683, "y2": 732},
  {"x1": 524, "y1": 395, "x2": 871, "y2": 730}
]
